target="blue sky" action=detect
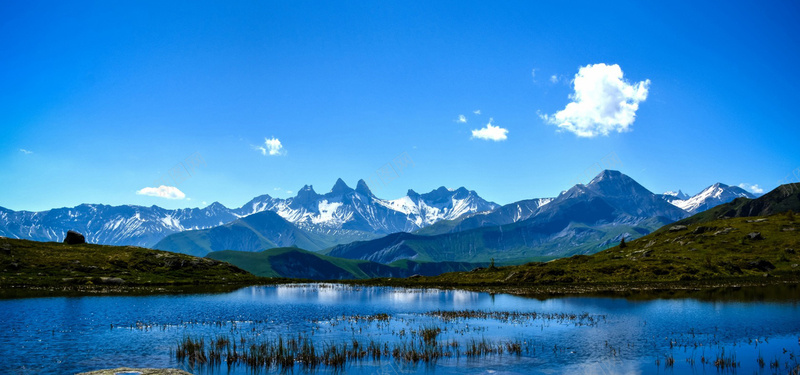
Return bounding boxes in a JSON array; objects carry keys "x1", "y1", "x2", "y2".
[{"x1": 2, "y1": 1, "x2": 799, "y2": 211}]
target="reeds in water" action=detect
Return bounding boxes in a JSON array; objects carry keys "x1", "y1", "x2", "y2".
[{"x1": 175, "y1": 333, "x2": 525, "y2": 371}]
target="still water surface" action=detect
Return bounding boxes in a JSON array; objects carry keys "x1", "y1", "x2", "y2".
[{"x1": 1, "y1": 284, "x2": 799, "y2": 374}]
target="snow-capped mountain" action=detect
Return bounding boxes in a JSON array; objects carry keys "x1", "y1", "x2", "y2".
[
  {"x1": 662, "y1": 183, "x2": 756, "y2": 214},
  {"x1": 0, "y1": 179, "x2": 498, "y2": 247},
  {"x1": 414, "y1": 197, "x2": 555, "y2": 236},
  {"x1": 660, "y1": 190, "x2": 691, "y2": 202},
  {"x1": 325, "y1": 170, "x2": 691, "y2": 263},
  {"x1": 235, "y1": 178, "x2": 498, "y2": 235},
  {"x1": 0, "y1": 203, "x2": 239, "y2": 248}
]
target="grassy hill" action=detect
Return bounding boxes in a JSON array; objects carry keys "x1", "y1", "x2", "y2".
[
  {"x1": 359, "y1": 212, "x2": 800, "y2": 293},
  {"x1": 0, "y1": 237, "x2": 260, "y2": 291},
  {"x1": 207, "y1": 247, "x2": 488, "y2": 280}
]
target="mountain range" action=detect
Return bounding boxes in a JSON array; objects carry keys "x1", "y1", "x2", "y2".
[
  {"x1": 324, "y1": 170, "x2": 688, "y2": 263},
  {"x1": 0, "y1": 172, "x2": 760, "y2": 264},
  {"x1": 0, "y1": 179, "x2": 497, "y2": 248}
]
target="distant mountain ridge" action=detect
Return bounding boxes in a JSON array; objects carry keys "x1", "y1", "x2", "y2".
[
  {"x1": 665, "y1": 182, "x2": 800, "y2": 228},
  {"x1": 660, "y1": 183, "x2": 756, "y2": 214},
  {"x1": 0, "y1": 179, "x2": 497, "y2": 248},
  {"x1": 324, "y1": 170, "x2": 688, "y2": 263}
]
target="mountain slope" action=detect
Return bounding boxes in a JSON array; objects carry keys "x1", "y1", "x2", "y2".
[
  {"x1": 383, "y1": 188, "x2": 800, "y2": 289},
  {"x1": 413, "y1": 198, "x2": 554, "y2": 236},
  {"x1": 665, "y1": 183, "x2": 800, "y2": 228},
  {"x1": 325, "y1": 171, "x2": 686, "y2": 263},
  {"x1": 206, "y1": 247, "x2": 487, "y2": 280},
  {"x1": 207, "y1": 247, "x2": 397, "y2": 280},
  {"x1": 153, "y1": 211, "x2": 374, "y2": 257}
]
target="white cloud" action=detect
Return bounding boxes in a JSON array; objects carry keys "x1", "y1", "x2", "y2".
[
  {"x1": 257, "y1": 137, "x2": 285, "y2": 156},
  {"x1": 136, "y1": 185, "x2": 186, "y2": 200},
  {"x1": 473, "y1": 110, "x2": 481, "y2": 115},
  {"x1": 531, "y1": 68, "x2": 537, "y2": 82},
  {"x1": 19, "y1": 149, "x2": 33, "y2": 154},
  {"x1": 739, "y1": 183, "x2": 764, "y2": 194},
  {"x1": 471, "y1": 118, "x2": 508, "y2": 141},
  {"x1": 550, "y1": 75, "x2": 559, "y2": 83},
  {"x1": 286, "y1": 190, "x2": 293, "y2": 195},
  {"x1": 457, "y1": 114, "x2": 467, "y2": 123},
  {"x1": 541, "y1": 63, "x2": 650, "y2": 137}
]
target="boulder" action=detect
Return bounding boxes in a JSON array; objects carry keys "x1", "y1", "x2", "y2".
[
  {"x1": 693, "y1": 226, "x2": 711, "y2": 235},
  {"x1": 745, "y1": 232, "x2": 763, "y2": 241},
  {"x1": 746, "y1": 259, "x2": 775, "y2": 272},
  {"x1": 669, "y1": 225, "x2": 688, "y2": 232},
  {"x1": 64, "y1": 230, "x2": 86, "y2": 245}
]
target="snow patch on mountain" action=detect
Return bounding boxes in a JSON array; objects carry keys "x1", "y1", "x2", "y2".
[{"x1": 666, "y1": 183, "x2": 755, "y2": 214}]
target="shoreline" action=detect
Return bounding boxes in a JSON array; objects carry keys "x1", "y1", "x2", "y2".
[{"x1": 3, "y1": 276, "x2": 799, "y2": 301}]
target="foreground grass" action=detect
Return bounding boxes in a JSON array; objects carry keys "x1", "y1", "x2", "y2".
[
  {"x1": 0, "y1": 237, "x2": 291, "y2": 297},
  {"x1": 347, "y1": 213, "x2": 800, "y2": 295}
]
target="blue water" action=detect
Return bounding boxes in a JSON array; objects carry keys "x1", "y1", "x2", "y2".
[{"x1": 1, "y1": 284, "x2": 799, "y2": 374}]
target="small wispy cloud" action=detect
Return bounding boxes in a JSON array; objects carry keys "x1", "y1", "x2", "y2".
[
  {"x1": 473, "y1": 110, "x2": 481, "y2": 115},
  {"x1": 456, "y1": 114, "x2": 467, "y2": 123},
  {"x1": 739, "y1": 183, "x2": 764, "y2": 194},
  {"x1": 19, "y1": 149, "x2": 33, "y2": 155},
  {"x1": 541, "y1": 63, "x2": 650, "y2": 137},
  {"x1": 286, "y1": 190, "x2": 293, "y2": 195},
  {"x1": 136, "y1": 185, "x2": 186, "y2": 200},
  {"x1": 550, "y1": 75, "x2": 559, "y2": 84},
  {"x1": 257, "y1": 137, "x2": 285, "y2": 156},
  {"x1": 471, "y1": 118, "x2": 508, "y2": 141},
  {"x1": 531, "y1": 68, "x2": 537, "y2": 82}
]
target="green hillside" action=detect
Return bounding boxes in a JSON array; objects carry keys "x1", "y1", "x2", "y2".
[
  {"x1": 325, "y1": 217, "x2": 672, "y2": 264},
  {"x1": 0, "y1": 237, "x2": 260, "y2": 290},
  {"x1": 207, "y1": 247, "x2": 488, "y2": 280},
  {"x1": 362, "y1": 212, "x2": 800, "y2": 292},
  {"x1": 207, "y1": 247, "x2": 396, "y2": 279}
]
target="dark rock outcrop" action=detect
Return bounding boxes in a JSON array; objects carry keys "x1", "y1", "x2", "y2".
[
  {"x1": 746, "y1": 259, "x2": 775, "y2": 272},
  {"x1": 64, "y1": 230, "x2": 86, "y2": 245}
]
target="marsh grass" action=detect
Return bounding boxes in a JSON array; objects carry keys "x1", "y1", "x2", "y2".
[{"x1": 175, "y1": 333, "x2": 525, "y2": 371}]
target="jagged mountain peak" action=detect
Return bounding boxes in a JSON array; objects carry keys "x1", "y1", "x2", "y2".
[
  {"x1": 329, "y1": 178, "x2": 353, "y2": 195},
  {"x1": 206, "y1": 201, "x2": 227, "y2": 209},
  {"x1": 663, "y1": 190, "x2": 690, "y2": 200},
  {"x1": 292, "y1": 185, "x2": 321, "y2": 207},
  {"x1": 355, "y1": 179, "x2": 373, "y2": 197},
  {"x1": 588, "y1": 169, "x2": 625, "y2": 183},
  {"x1": 586, "y1": 170, "x2": 655, "y2": 196},
  {"x1": 421, "y1": 186, "x2": 458, "y2": 203}
]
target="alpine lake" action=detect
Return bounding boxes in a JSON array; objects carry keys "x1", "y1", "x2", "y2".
[{"x1": 1, "y1": 283, "x2": 799, "y2": 374}]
